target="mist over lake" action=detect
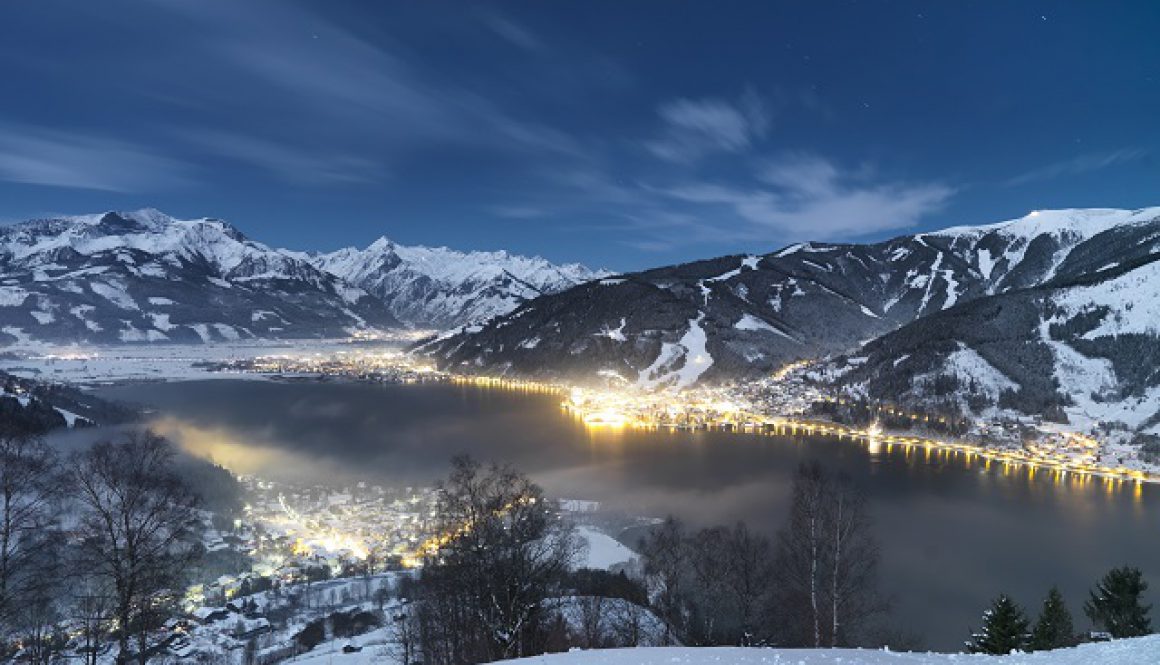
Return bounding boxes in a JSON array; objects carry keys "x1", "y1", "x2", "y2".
[{"x1": 98, "y1": 378, "x2": 1158, "y2": 650}]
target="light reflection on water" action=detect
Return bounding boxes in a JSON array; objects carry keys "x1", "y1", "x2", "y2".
[{"x1": 99, "y1": 379, "x2": 1158, "y2": 650}]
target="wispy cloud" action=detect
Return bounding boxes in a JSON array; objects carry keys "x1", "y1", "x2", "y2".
[
  {"x1": 143, "y1": 0, "x2": 596, "y2": 185},
  {"x1": 1005, "y1": 148, "x2": 1147, "y2": 186},
  {"x1": 183, "y1": 130, "x2": 387, "y2": 185},
  {"x1": 0, "y1": 124, "x2": 188, "y2": 192},
  {"x1": 489, "y1": 205, "x2": 547, "y2": 220},
  {"x1": 645, "y1": 89, "x2": 770, "y2": 163},
  {"x1": 659, "y1": 153, "x2": 954, "y2": 241},
  {"x1": 482, "y1": 15, "x2": 543, "y2": 52},
  {"x1": 491, "y1": 149, "x2": 954, "y2": 253}
]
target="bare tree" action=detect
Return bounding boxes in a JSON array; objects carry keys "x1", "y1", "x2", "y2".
[
  {"x1": 608, "y1": 597, "x2": 648, "y2": 646},
  {"x1": 772, "y1": 464, "x2": 885, "y2": 647},
  {"x1": 773, "y1": 464, "x2": 829, "y2": 646},
  {"x1": 72, "y1": 577, "x2": 116, "y2": 665},
  {"x1": 0, "y1": 433, "x2": 63, "y2": 634},
  {"x1": 687, "y1": 525, "x2": 729, "y2": 644},
  {"x1": 722, "y1": 522, "x2": 773, "y2": 645},
  {"x1": 389, "y1": 605, "x2": 421, "y2": 665},
  {"x1": 576, "y1": 594, "x2": 608, "y2": 648},
  {"x1": 824, "y1": 476, "x2": 884, "y2": 646},
  {"x1": 71, "y1": 431, "x2": 203, "y2": 665},
  {"x1": 417, "y1": 456, "x2": 579, "y2": 664},
  {"x1": 638, "y1": 516, "x2": 688, "y2": 644}
]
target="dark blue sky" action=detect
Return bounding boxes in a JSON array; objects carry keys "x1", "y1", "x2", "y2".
[{"x1": 1, "y1": 1, "x2": 1158, "y2": 269}]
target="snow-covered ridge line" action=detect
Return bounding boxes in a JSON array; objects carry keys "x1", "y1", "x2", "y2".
[
  {"x1": 0, "y1": 208, "x2": 606, "y2": 344},
  {"x1": 418, "y1": 206, "x2": 1160, "y2": 390},
  {"x1": 307, "y1": 234, "x2": 609, "y2": 329},
  {"x1": 928, "y1": 207, "x2": 1160, "y2": 240}
]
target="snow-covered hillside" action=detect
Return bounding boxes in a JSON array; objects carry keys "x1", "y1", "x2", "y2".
[
  {"x1": 309, "y1": 237, "x2": 606, "y2": 328},
  {"x1": 495, "y1": 637, "x2": 1160, "y2": 665},
  {"x1": 417, "y1": 208, "x2": 1160, "y2": 389},
  {"x1": 831, "y1": 225, "x2": 1160, "y2": 444},
  {"x1": 0, "y1": 209, "x2": 396, "y2": 344}
]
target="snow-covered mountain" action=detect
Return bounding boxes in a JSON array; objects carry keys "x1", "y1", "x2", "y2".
[
  {"x1": 0, "y1": 209, "x2": 398, "y2": 344},
  {"x1": 829, "y1": 220, "x2": 1160, "y2": 439},
  {"x1": 415, "y1": 208, "x2": 1160, "y2": 391},
  {"x1": 308, "y1": 238, "x2": 606, "y2": 329}
]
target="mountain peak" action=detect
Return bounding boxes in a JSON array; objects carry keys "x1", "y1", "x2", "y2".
[
  {"x1": 310, "y1": 235, "x2": 606, "y2": 328},
  {"x1": 365, "y1": 236, "x2": 398, "y2": 253},
  {"x1": 932, "y1": 206, "x2": 1160, "y2": 239}
]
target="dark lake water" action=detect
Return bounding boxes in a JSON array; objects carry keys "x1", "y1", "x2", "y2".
[{"x1": 99, "y1": 379, "x2": 1159, "y2": 650}]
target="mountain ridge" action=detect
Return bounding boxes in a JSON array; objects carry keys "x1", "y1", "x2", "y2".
[
  {"x1": 305, "y1": 235, "x2": 607, "y2": 329},
  {"x1": 414, "y1": 207, "x2": 1160, "y2": 397},
  {"x1": 0, "y1": 208, "x2": 603, "y2": 344}
]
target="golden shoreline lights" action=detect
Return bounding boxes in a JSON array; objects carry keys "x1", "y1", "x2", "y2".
[{"x1": 224, "y1": 350, "x2": 1157, "y2": 491}]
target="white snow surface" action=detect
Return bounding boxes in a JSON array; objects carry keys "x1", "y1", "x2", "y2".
[
  {"x1": 941, "y1": 346, "x2": 1017, "y2": 399},
  {"x1": 931, "y1": 207, "x2": 1160, "y2": 240},
  {"x1": 638, "y1": 313, "x2": 713, "y2": 389},
  {"x1": 1053, "y1": 258, "x2": 1160, "y2": 338},
  {"x1": 496, "y1": 637, "x2": 1160, "y2": 665},
  {"x1": 735, "y1": 314, "x2": 794, "y2": 340},
  {"x1": 310, "y1": 236, "x2": 607, "y2": 328},
  {"x1": 1, "y1": 209, "x2": 311, "y2": 280},
  {"x1": 574, "y1": 526, "x2": 637, "y2": 570}
]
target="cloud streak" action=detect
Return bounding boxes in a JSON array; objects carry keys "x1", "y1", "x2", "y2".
[
  {"x1": 482, "y1": 15, "x2": 544, "y2": 52},
  {"x1": 1005, "y1": 148, "x2": 1147, "y2": 186},
  {"x1": 0, "y1": 124, "x2": 188, "y2": 192},
  {"x1": 182, "y1": 130, "x2": 388, "y2": 185},
  {"x1": 661, "y1": 154, "x2": 954, "y2": 240},
  {"x1": 645, "y1": 90, "x2": 770, "y2": 163}
]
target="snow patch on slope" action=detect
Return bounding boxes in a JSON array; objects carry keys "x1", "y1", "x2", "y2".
[{"x1": 638, "y1": 313, "x2": 713, "y2": 389}]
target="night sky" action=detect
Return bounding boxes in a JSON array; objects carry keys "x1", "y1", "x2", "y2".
[{"x1": 2, "y1": 1, "x2": 1159, "y2": 269}]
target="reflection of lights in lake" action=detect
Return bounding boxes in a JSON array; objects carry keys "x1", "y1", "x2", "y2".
[
  {"x1": 866, "y1": 421, "x2": 883, "y2": 456},
  {"x1": 583, "y1": 410, "x2": 629, "y2": 428}
]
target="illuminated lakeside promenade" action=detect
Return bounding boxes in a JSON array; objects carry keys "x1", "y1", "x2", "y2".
[
  {"x1": 441, "y1": 374, "x2": 1155, "y2": 489},
  {"x1": 224, "y1": 351, "x2": 1159, "y2": 490},
  {"x1": 558, "y1": 386, "x2": 1155, "y2": 488}
]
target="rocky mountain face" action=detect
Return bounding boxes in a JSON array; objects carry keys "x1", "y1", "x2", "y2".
[
  {"x1": 0, "y1": 209, "x2": 604, "y2": 345},
  {"x1": 415, "y1": 208, "x2": 1160, "y2": 395},
  {"x1": 307, "y1": 239, "x2": 606, "y2": 329},
  {"x1": 0, "y1": 209, "x2": 398, "y2": 344}
]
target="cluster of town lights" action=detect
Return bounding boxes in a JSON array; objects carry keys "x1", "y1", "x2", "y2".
[
  {"x1": 225, "y1": 351, "x2": 1158, "y2": 494},
  {"x1": 559, "y1": 385, "x2": 1153, "y2": 489}
]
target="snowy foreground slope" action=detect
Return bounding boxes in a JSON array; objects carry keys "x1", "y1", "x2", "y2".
[{"x1": 496, "y1": 637, "x2": 1160, "y2": 665}]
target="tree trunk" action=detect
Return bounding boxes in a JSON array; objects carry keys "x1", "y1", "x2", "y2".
[
  {"x1": 809, "y1": 511, "x2": 820, "y2": 648},
  {"x1": 830, "y1": 493, "x2": 844, "y2": 647}
]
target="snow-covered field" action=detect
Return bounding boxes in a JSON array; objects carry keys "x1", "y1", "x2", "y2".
[
  {"x1": 280, "y1": 627, "x2": 396, "y2": 664},
  {"x1": 574, "y1": 526, "x2": 638, "y2": 570},
  {"x1": 496, "y1": 637, "x2": 1160, "y2": 665},
  {"x1": 0, "y1": 339, "x2": 405, "y2": 385}
]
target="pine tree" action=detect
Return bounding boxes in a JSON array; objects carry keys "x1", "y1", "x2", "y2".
[
  {"x1": 1084, "y1": 567, "x2": 1152, "y2": 638},
  {"x1": 966, "y1": 594, "x2": 1030, "y2": 655},
  {"x1": 1029, "y1": 587, "x2": 1075, "y2": 650}
]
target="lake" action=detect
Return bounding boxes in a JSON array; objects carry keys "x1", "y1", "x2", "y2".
[{"x1": 99, "y1": 379, "x2": 1159, "y2": 650}]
